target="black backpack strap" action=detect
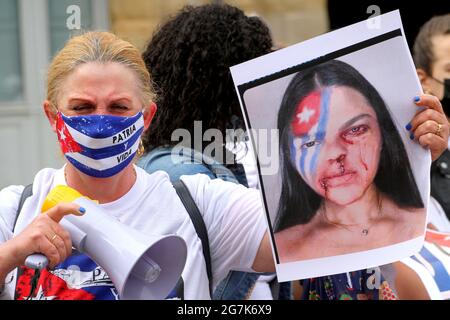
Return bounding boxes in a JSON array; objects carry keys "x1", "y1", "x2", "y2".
[
  {"x1": 13, "y1": 184, "x2": 33, "y2": 233},
  {"x1": 172, "y1": 180, "x2": 213, "y2": 295}
]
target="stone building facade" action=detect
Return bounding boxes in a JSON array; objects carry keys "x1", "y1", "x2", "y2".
[{"x1": 109, "y1": 0, "x2": 328, "y2": 51}]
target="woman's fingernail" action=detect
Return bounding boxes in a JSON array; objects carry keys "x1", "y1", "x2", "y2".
[
  {"x1": 410, "y1": 133, "x2": 415, "y2": 140},
  {"x1": 79, "y1": 207, "x2": 86, "y2": 214},
  {"x1": 414, "y1": 96, "x2": 420, "y2": 102},
  {"x1": 405, "y1": 123, "x2": 412, "y2": 131}
]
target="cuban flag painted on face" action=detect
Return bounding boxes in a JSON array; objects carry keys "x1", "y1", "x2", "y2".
[
  {"x1": 290, "y1": 89, "x2": 331, "y2": 182},
  {"x1": 291, "y1": 91, "x2": 321, "y2": 136},
  {"x1": 56, "y1": 112, "x2": 144, "y2": 178}
]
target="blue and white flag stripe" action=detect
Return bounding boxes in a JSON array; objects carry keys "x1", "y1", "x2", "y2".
[
  {"x1": 62, "y1": 113, "x2": 144, "y2": 149},
  {"x1": 309, "y1": 88, "x2": 330, "y2": 175},
  {"x1": 291, "y1": 89, "x2": 330, "y2": 182},
  {"x1": 75, "y1": 127, "x2": 143, "y2": 160},
  {"x1": 66, "y1": 137, "x2": 140, "y2": 171},
  {"x1": 412, "y1": 242, "x2": 450, "y2": 298},
  {"x1": 66, "y1": 152, "x2": 137, "y2": 179},
  {"x1": 403, "y1": 240, "x2": 450, "y2": 300}
]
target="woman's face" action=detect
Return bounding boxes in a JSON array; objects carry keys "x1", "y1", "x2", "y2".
[
  {"x1": 44, "y1": 61, "x2": 156, "y2": 139},
  {"x1": 56, "y1": 62, "x2": 145, "y2": 117},
  {"x1": 290, "y1": 86, "x2": 382, "y2": 205}
]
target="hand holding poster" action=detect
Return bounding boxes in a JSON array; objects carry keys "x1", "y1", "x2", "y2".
[{"x1": 231, "y1": 10, "x2": 429, "y2": 281}]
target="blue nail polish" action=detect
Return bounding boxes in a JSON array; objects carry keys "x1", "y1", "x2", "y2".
[
  {"x1": 405, "y1": 123, "x2": 412, "y2": 131},
  {"x1": 414, "y1": 96, "x2": 420, "y2": 102},
  {"x1": 410, "y1": 133, "x2": 415, "y2": 140},
  {"x1": 79, "y1": 207, "x2": 86, "y2": 214}
]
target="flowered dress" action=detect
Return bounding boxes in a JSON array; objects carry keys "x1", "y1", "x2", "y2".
[{"x1": 301, "y1": 268, "x2": 398, "y2": 300}]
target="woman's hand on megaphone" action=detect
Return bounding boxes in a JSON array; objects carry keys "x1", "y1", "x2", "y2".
[{"x1": 4, "y1": 202, "x2": 85, "y2": 270}]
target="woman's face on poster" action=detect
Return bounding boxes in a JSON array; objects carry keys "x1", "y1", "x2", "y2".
[{"x1": 290, "y1": 86, "x2": 382, "y2": 205}]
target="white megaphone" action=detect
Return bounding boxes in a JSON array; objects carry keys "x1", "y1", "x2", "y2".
[{"x1": 24, "y1": 185, "x2": 187, "y2": 300}]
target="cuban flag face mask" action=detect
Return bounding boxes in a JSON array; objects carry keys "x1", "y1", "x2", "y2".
[{"x1": 55, "y1": 111, "x2": 144, "y2": 178}]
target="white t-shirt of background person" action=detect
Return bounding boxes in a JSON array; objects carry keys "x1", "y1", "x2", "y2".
[
  {"x1": 427, "y1": 197, "x2": 450, "y2": 233},
  {"x1": 226, "y1": 140, "x2": 259, "y2": 190},
  {"x1": 0, "y1": 166, "x2": 267, "y2": 300}
]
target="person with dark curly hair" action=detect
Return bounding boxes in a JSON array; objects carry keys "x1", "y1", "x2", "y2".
[
  {"x1": 138, "y1": 4, "x2": 273, "y2": 188},
  {"x1": 140, "y1": 4, "x2": 273, "y2": 154},
  {"x1": 137, "y1": 4, "x2": 277, "y2": 300}
]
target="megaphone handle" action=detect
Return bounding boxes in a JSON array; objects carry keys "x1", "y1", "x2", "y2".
[
  {"x1": 25, "y1": 253, "x2": 49, "y2": 270},
  {"x1": 23, "y1": 219, "x2": 87, "y2": 270}
]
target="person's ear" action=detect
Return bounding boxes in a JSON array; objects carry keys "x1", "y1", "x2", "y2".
[
  {"x1": 417, "y1": 68, "x2": 432, "y2": 94},
  {"x1": 44, "y1": 100, "x2": 58, "y2": 133},
  {"x1": 143, "y1": 102, "x2": 157, "y2": 132}
]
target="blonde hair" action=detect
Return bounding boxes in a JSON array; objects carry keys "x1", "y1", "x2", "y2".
[{"x1": 47, "y1": 31, "x2": 155, "y2": 111}]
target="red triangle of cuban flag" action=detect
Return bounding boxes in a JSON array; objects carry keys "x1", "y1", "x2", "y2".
[
  {"x1": 15, "y1": 267, "x2": 95, "y2": 300},
  {"x1": 291, "y1": 91, "x2": 321, "y2": 136},
  {"x1": 56, "y1": 113, "x2": 82, "y2": 153}
]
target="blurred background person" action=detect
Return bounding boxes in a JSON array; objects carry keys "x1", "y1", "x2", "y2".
[
  {"x1": 391, "y1": 13, "x2": 450, "y2": 301},
  {"x1": 413, "y1": 13, "x2": 450, "y2": 232}
]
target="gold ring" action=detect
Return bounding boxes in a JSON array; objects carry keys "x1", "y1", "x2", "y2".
[
  {"x1": 436, "y1": 123, "x2": 443, "y2": 136},
  {"x1": 50, "y1": 233, "x2": 57, "y2": 243}
]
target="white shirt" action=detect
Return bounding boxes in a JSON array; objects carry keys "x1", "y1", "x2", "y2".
[
  {"x1": 0, "y1": 166, "x2": 267, "y2": 300},
  {"x1": 426, "y1": 137, "x2": 450, "y2": 232},
  {"x1": 226, "y1": 140, "x2": 259, "y2": 189},
  {"x1": 427, "y1": 197, "x2": 450, "y2": 232}
]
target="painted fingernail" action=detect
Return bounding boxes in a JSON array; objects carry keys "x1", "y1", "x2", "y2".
[
  {"x1": 79, "y1": 207, "x2": 86, "y2": 214},
  {"x1": 410, "y1": 133, "x2": 415, "y2": 140},
  {"x1": 414, "y1": 96, "x2": 420, "y2": 102},
  {"x1": 405, "y1": 123, "x2": 412, "y2": 131}
]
